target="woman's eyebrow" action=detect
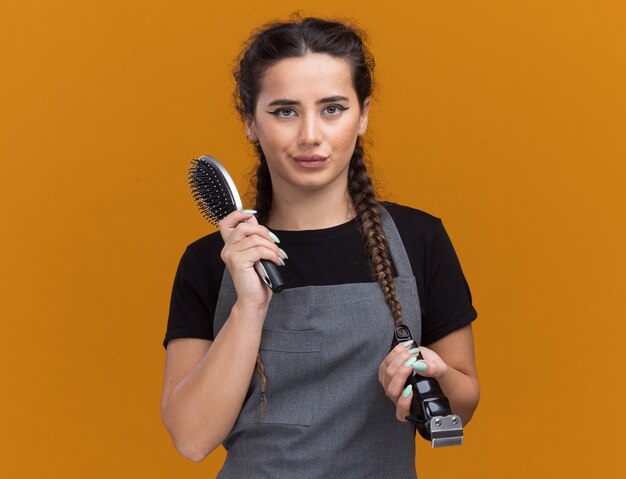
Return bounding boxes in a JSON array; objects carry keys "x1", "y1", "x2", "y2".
[
  {"x1": 267, "y1": 99, "x2": 299, "y2": 107},
  {"x1": 266, "y1": 96, "x2": 350, "y2": 107},
  {"x1": 317, "y1": 95, "x2": 349, "y2": 104}
]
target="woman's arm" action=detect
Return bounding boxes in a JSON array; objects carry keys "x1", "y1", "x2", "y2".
[
  {"x1": 160, "y1": 301, "x2": 267, "y2": 462},
  {"x1": 421, "y1": 324, "x2": 480, "y2": 425},
  {"x1": 161, "y1": 211, "x2": 285, "y2": 462}
]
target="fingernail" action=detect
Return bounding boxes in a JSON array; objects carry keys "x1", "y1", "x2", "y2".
[
  {"x1": 279, "y1": 248, "x2": 288, "y2": 259},
  {"x1": 413, "y1": 361, "x2": 427, "y2": 372},
  {"x1": 402, "y1": 384, "x2": 413, "y2": 398},
  {"x1": 242, "y1": 209, "x2": 257, "y2": 214},
  {"x1": 404, "y1": 357, "x2": 417, "y2": 367},
  {"x1": 268, "y1": 232, "x2": 280, "y2": 243},
  {"x1": 278, "y1": 258, "x2": 285, "y2": 266},
  {"x1": 408, "y1": 347, "x2": 420, "y2": 355},
  {"x1": 400, "y1": 340, "x2": 413, "y2": 348}
]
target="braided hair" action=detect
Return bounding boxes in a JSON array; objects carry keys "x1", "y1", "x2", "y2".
[{"x1": 233, "y1": 16, "x2": 402, "y2": 414}]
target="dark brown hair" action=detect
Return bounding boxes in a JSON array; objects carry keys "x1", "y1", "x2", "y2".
[{"x1": 233, "y1": 16, "x2": 402, "y2": 413}]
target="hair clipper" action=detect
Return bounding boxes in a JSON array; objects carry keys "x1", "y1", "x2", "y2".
[{"x1": 391, "y1": 324, "x2": 463, "y2": 448}]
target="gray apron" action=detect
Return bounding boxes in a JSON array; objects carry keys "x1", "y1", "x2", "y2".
[{"x1": 213, "y1": 205, "x2": 422, "y2": 478}]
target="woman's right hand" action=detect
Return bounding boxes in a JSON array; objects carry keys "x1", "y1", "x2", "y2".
[{"x1": 218, "y1": 210, "x2": 284, "y2": 311}]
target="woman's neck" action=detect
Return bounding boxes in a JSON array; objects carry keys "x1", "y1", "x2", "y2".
[{"x1": 267, "y1": 184, "x2": 355, "y2": 231}]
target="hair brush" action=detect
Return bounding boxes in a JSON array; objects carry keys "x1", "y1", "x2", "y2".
[{"x1": 188, "y1": 155, "x2": 285, "y2": 293}]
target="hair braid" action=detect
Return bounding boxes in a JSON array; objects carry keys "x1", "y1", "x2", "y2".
[
  {"x1": 247, "y1": 146, "x2": 272, "y2": 415},
  {"x1": 255, "y1": 353, "x2": 268, "y2": 416},
  {"x1": 348, "y1": 139, "x2": 403, "y2": 327},
  {"x1": 252, "y1": 147, "x2": 273, "y2": 225}
]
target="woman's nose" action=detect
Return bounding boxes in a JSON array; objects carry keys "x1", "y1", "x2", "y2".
[{"x1": 298, "y1": 114, "x2": 322, "y2": 146}]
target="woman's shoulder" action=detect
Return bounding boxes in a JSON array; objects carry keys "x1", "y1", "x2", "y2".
[
  {"x1": 380, "y1": 201, "x2": 443, "y2": 243},
  {"x1": 186, "y1": 230, "x2": 224, "y2": 257},
  {"x1": 176, "y1": 230, "x2": 225, "y2": 286}
]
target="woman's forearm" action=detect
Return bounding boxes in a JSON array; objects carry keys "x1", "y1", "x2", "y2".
[
  {"x1": 437, "y1": 365, "x2": 480, "y2": 425},
  {"x1": 162, "y1": 301, "x2": 267, "y2": 461}
]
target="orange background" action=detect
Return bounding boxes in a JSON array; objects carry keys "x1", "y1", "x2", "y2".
[{"x1": 1, "y1": 1, "x2": 624, "y2": 477}]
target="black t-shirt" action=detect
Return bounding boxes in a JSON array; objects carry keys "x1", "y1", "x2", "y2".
[{"x1": 163, "y1": 202, "x2": 477, "y2": 349}]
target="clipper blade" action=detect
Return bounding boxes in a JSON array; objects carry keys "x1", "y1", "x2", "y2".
[{"x1": 428, "y1": 415, "x2": 464, "y2": 448}]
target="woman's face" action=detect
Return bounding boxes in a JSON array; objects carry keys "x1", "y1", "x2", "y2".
[{"x1": 246, "y1": 53, "x2": 370, "y2": 193}]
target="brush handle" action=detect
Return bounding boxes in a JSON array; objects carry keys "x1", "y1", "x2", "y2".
[{"x1": 255, "y1": 260, "x2": 285, "y2": 293}]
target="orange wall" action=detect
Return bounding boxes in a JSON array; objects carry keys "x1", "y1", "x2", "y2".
[{"x1": 1, "y1": 1, "x2": 624, "y2": 477}]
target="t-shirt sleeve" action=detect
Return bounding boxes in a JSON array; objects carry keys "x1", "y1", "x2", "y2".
[
  {"x1": 163, "y1": 245, "x2": 215, "y2": 349},
  {"x1": 421, "y1": 219, "x2": 477, "y2": 346}
]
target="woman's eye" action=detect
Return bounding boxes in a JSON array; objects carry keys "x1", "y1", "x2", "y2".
[
  {"x1": 323, "y1": 105, "x2": 347, "y2": 116},
  {"x1": 270, "y1": 108, "x2": 297, "y2": 118}
]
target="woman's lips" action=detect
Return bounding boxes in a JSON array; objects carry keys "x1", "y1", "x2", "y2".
[{"x1": 292, "y1": 154, "x2": 328, "y2": 168}]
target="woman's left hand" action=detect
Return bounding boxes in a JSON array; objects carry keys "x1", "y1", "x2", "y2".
[{"x1": 378, "y1": 343, "x2": 449, "y2": 422}]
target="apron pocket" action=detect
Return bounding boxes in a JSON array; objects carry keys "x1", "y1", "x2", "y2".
[{"x1": 238, "y1": 328, "x2": 322, "y2": 426}]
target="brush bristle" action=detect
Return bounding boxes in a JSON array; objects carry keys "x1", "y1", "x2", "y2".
[{"x1": 188, "y1": 158, "x2": 237, "y2": 226}]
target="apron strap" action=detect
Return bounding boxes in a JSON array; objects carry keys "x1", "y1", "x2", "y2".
[{"x1": 379, "y1": 204, "x2": 414, "y2": 278}]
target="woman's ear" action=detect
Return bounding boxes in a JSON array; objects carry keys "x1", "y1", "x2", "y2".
[
  {"x1": 245, "y1": 115, "x2": 258, "y2": 143},
  {"x1": 358, "y1": 97, "x2": 371, "y2": 136}
]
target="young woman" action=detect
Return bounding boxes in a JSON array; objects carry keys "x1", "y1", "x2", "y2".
[{"x1": 161, "y1": 17, "x2": 479, "y2": 478}]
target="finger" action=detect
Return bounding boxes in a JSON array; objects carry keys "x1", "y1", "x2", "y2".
[
  {"x1": 218, "y1": 211, "x2": 256, "y2": 241},
  {"x1": 386, "y1": 363, "x2": 416, "y2": 401},
  {"x1": 381, "y1": 346, "x2": 420, "y2": 390},
  {"x1": 243, "y1": 212, "x2": 259, "y2": 225},
  {"x1": 393, "y1": 339, "x2": 416, "y2": 352},
  {"x1": 234, "y1": 246, "x2": 284, "y2": 269},
  {"x1": 415, "y1": 345, "x2": 437, "y2": 361},
  {"x1": 379, "y1": 345, "x2": 419, "y2": 389},
  {"x1": 396, "y1": 385, "x2": 413, "y2": 422},
  {"x1": 379, "y1": 340, "x2": 417, "y2": 372},
  {"x1": 228, "y1": 232, "x2": 280, "y2": 254},
  {"x1": 238, "y1": 241, "x2": 285, "y2": 267},
  {"x1": 412, "y1": 359, "x2": 447, "y2": 380},
  {"x1": 218, "y1": 210, "x2": 255, "y2": 229},
  {"x1": 223, "y1": 222, "x2": 280, "y2": 249},
  {"x1": 223, "y1": 237, "x2": 285, "y2": 267}
]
